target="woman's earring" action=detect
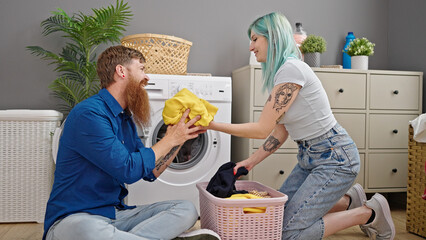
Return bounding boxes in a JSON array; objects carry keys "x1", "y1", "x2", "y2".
[{"x1": 122, "y1": 75, "x2": 125, "y2": 78}]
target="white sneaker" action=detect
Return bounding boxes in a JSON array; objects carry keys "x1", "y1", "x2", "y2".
[
  {"x1": 174, "y1": 229, "x2": 221, "y2": 240},
  {"x1": 362, "y1": 193, "x2": 395, "y2": 240},
  {"x1": 346, "y1": 183, "x2": 368, "y2": 235}
]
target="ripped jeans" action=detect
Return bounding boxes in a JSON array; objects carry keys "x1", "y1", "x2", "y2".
[{"x1": 279, "y1": 123, "x2": 360, "y2": 240}]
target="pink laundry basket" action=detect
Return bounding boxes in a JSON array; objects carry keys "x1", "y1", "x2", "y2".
[{"x1": 196, "y1": 181, "x2": 288, "y2": 240}]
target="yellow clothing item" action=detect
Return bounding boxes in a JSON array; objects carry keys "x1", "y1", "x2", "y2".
[
  {"x1": 228, "y1": 193, "x2": 266, "y2": 213},
  {"x1": 162, "y1": 88, "x2": 218, "y2": 126}
]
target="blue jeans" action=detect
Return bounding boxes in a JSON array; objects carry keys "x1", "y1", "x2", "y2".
[
  {"x1": 279, "y1": 123, "x2": 360, "y2": 240},
  {"x1": 46, "y1": 200, "x2": 198, "y2": 240}
]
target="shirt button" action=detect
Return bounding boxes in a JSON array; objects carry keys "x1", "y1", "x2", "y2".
[{"x1": 122, "y1": 140, "x2": 124, "y2": 144}]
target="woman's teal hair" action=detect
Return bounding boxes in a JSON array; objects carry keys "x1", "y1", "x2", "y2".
[{"x1": 248, "y1": 12, "x2": 301, "y2": 92}]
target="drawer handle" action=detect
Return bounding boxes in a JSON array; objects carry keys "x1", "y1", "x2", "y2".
[
  {"x1": 279, "y1": 170, "x2": 285, "y2": 175},
  {"x1": 338, "y1": 88, "x2": 344, "y2": 93},
  {"x1": 392, "y1": 129, "x2": 398, "y2": 134},
  {"x1": 392, "y1": 168, "x2": 397, "y2": 173},
  {"x1": 393, "y1": 90, "x2": 399, "y2": 95}
]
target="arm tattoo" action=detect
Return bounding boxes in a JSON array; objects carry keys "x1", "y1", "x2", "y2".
[
  {"x1": 267, "y1": 94, "x2": 272, "y2": 103},
  {"x1": 273, "y1": 83, "x2": 298, "y2": 112},
  {"x1": 156, "y1": 145, "x2": 180, "y2": 171},
  {"x1": 263, "y1": 135, "x2": 280, "y2": 152}
]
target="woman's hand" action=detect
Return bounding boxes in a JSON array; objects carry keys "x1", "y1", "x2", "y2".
[
  {"x1": 234, "y1": 158, "x2": 256, "y2": 175},
  {"x1": 164, "y1": 109, "x2": 202, "y2": 146}
]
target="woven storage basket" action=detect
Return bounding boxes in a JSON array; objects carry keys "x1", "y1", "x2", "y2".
[
  {"x1": 0, "y1": 110, "x2": 63, "y2": 223},
  {"x1": 197, "y1": 181, "x2": 288, "y2": 240},
  {"x1": 407, "y1": 125, "x2": 426, "y2": 237},
  {"x1": 121, "y1": 33, "x2": 192, "y2": 75}
]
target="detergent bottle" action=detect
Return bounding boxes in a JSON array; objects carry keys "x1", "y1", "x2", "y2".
[{"x1": 343, "y1": 32, "x2": 355, "y2": 69}]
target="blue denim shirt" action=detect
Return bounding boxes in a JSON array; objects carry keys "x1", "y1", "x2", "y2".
[{"x1": 43, "y1": 88, "x2": 156, "y2": 239}]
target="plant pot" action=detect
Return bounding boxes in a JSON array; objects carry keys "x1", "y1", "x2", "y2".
[
  {"x1": 304, "y1": 52, "x2": 320, "y2": 67},
  {"x1": 351, "y1": 55, "x2": 369, "y2": 70}
]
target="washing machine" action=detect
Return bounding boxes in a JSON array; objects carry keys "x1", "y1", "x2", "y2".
[{"x1": 127, "y1": 74, "x2": 232, "y2": 213}]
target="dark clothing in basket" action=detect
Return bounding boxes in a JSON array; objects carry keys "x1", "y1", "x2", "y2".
[{"x1": 207, "y1": 162, "x2": 248, "y2": 198}]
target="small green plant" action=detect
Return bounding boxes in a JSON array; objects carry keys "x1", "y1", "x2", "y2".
[
  {"x1": 344, "y1": 37, "x2": 375, "y2": 56},
  {"x1": 300, "y1": 35, "x2": 327, "y2": 53},
  {"x1": 27, "y1": 0, "x2": 132, "y2": 113}
]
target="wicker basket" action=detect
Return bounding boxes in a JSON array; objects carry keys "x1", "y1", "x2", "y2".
[
  {"x1": 407, "y1": 125, "x2": 426, "y2": 237},
  {"x1": 0, "y1": 110, "x2": 63, "y2": 223},
  {"x1": 196, "y1": 181, "x2": 288, "y2": 240},
  {"x1": 121, "y1": 33, "x2": 192, "y2": 75}
]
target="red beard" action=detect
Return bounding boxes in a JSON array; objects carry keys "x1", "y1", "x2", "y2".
[{"x1": 125, "y1": 75, "x2": 151, "y2": 128}]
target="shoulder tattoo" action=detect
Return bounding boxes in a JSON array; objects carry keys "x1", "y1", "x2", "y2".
[{"x1": 273, "y1": 83, "x2": 298, "y2": 112}]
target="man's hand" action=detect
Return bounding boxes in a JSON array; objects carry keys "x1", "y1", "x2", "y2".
[
  {"x1": 151, "y1": 109, "x2": 203, "y2": 177},
  {"x1": 164, "y1": 109, "x2": 202, "y2": 147}
]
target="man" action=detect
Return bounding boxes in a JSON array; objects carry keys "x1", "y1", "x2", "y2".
[{"x1": 44, "y1": 46, "x2": 220, "y2": 240}]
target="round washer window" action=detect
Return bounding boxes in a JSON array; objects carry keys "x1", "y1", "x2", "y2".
[{"x1": 152, "y1": 120, "x2": 208, "y2": 170}]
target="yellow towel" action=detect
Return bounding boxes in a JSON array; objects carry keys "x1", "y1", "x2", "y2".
[
  {"x1": 228, "y1": 193, "x2": 266, "y2": 213},
  {"x1": 162, "y1": 88, "x2": 218, "y2": 126}
]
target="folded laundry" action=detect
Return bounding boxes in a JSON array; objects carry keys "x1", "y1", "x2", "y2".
[
  {"x1": 248, "y1": 189, "x2": 271, "y2": 198},
  {"x1": 162, "y1": 88, "x2": 218, "y2": 126},
  {"x1": 206, "y1": 162, "x2": 249, "y2": 198},
  {"x1": 227, "y1": 193, "x2": 267, "y2": 213},
  {"x1": 410, "y1": 114, "x2": 426, "y2": 143}
]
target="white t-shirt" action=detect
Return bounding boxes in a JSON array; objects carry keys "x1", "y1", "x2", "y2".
[{"x1": 274, "y1": 59, "x2": 336, "y2": 141}]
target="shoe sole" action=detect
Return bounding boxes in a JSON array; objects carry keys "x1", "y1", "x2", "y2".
[
  {"x1": 374, "y1": 194, "x2": 396, "y2": 240},
  {"x1": 351, "y1": 184, "x2": 368, "y2": 235},
  {"x1": 175, "y1": 235, "x2": 219, "y2": 240},
  {"x1": 175, "y1": 229, "x2": 221, "y2": 240}
]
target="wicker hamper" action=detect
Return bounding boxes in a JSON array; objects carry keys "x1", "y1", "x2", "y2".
[
  {"x1": 121, "y1": 33, "x2": 192, "y2": 75},
  {"x1": 407, "y1": 125, "x2": 426, "y2": 237},
  {"x1": 197, "y1": 181, "x2": 288, "y2": 240},
  {"x1": 0, "y1": 110, "x2": 63, "y2": 223}
]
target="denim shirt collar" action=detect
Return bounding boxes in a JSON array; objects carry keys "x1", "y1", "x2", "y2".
[{"x1": 99, "y1": 88, "x2": 124, "y2": 117}]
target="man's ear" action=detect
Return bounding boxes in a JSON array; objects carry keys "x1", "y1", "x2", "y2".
[{"x1": 116, "y1": 64, "x2": 125, "y2": 78}]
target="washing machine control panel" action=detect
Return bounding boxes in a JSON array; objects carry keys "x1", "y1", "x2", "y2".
[
  {"x1": 169, "y1": 80, "x2": 231, "y2": 101},
  {"x1": 146, "y1": 74, "x2": 231, "y2": 102}
]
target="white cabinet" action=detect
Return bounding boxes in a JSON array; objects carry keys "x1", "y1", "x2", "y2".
[{"x1": 232, "y1": 65, "x2": 423, "y2": 192}]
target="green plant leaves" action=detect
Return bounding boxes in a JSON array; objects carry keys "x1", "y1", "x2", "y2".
[
  {"x1": 27, "y1": 0, "x2": 132, "y2": 113},
  {"x1": 300, "y1": 35, "x2": 327, "y2": 54},
  {"x1": 343, "y1": 37, "x2": 375, "y2": 56}
]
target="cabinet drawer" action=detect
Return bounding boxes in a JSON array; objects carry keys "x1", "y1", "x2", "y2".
[
  {"x1": 252, "y1": 111, "x2": 298, "y2": 149},
  {"x1": 316, "y1": 72, "x2": 366, "y2": 109},
  {"x1": 334, "y1": 113, "x2": 366, "y2": 149},
  {"x1": 368, "y1": 153, "x2": 407, "y2": 188},
  {"x1": 369, "y1": 114, "x2": 417, "y2": 149},
  {"x1": 252, "y1": 153, "x2": 298, "y2": 190},
  {"x1": 254, "y1": 69, "x2": 268, "y2": 107},
  {"x1": 370, "y1": 74, "x2": 420, "y2": 110}
]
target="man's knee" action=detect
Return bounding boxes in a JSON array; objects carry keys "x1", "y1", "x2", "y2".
[
  {"x1": 51, "y1": 213, "x2": 115, "y2": 240},
  {"x1": 175, "y1": 200, "x2": 198, "y2": 224}
]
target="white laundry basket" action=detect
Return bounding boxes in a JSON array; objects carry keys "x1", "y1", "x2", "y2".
[{"x1": 0, "y1": 110, "x2": 63, "y2": 223}]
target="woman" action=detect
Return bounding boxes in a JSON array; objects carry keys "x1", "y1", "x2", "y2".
[{"x1": 204, "y1": 12, "x2": 395, "y2": 240}]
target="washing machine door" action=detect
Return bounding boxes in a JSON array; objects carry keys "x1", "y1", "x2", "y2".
[
  {"x1": 144, "y1": 107, "x2": 221, "y2": 186},
  {"x1": 151, "y1": 120, "x2": 208, "y2": 170}
]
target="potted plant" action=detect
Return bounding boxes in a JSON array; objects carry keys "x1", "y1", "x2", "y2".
[
  {"x1": 27, "y1": 0, "x2": 132, "y2": 113},
  {"x1": 300, "y1": 34, "x2": 327, "y2": 67},
  {"x1": 343, "y1": 37, "x2": 375, "y2": 70}
]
